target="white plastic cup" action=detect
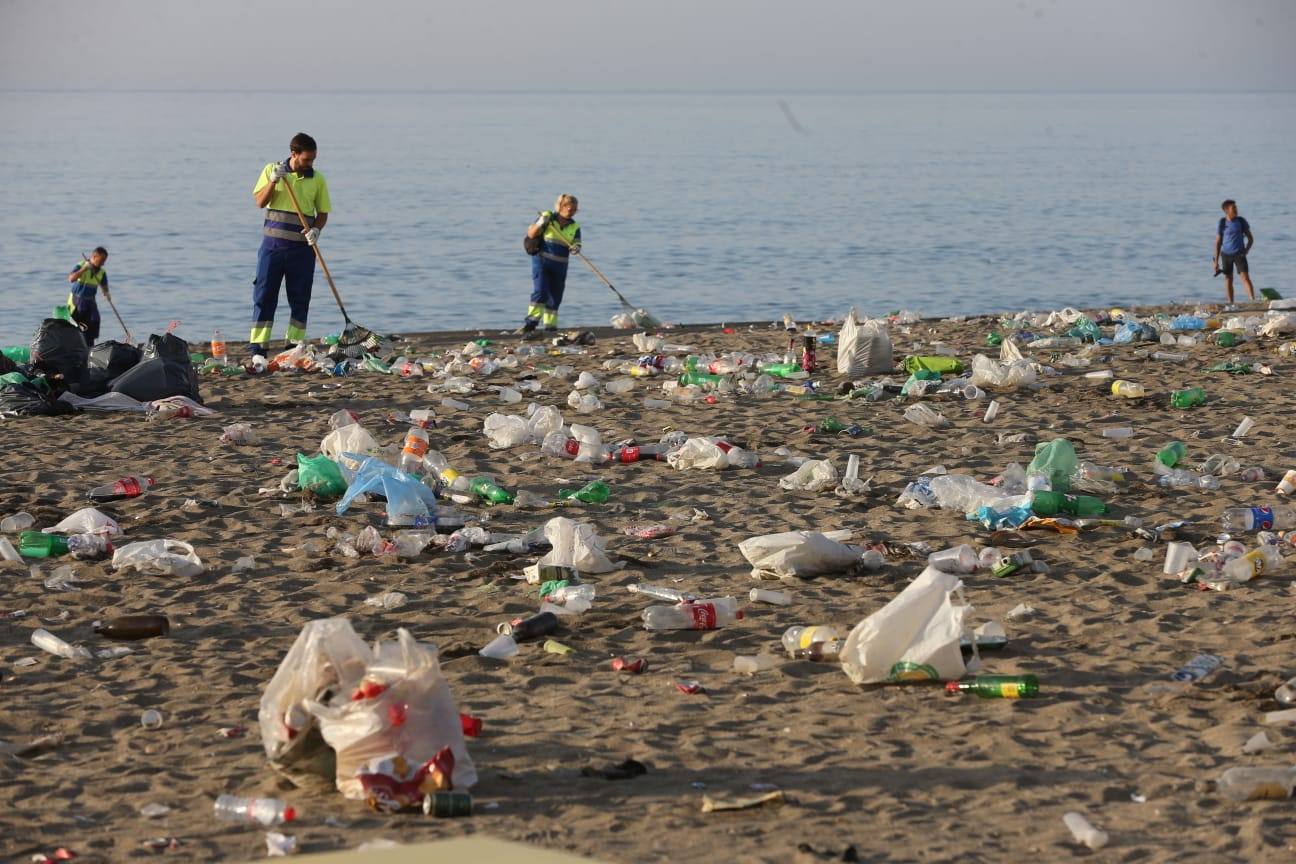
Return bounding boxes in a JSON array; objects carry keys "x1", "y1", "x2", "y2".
[
  {"x1": 478, "y1": 633, "x2": 518, "y2": 660},
  {"x1": 748, "y1": 587, "x2": 792, "y2": 606},
  {"x1": 1277, "y1": 470, "x2": 1296, "y2": 495},
  {"x1": 1232, "y1": 416, "x2": 1255, "y2": 438},
  {"x1": 1162, "y1": 541, "x2": 1197, "y2": 575},
  {"x1": 1101, "y1": 427, "x2": 1133, "y2": 439},
  {"x1": 983, "y1": 400, "x2": 1000, "y2": 423},
  {"x1": 928, "y1": 544, "x2": 979, "y2": 574},
  {"x1": 1084, "y1": 369, "x2": 1114, "y2": 380},
  {"x1": 141, "y1": 710, "x2": 164, "y2": 729}
]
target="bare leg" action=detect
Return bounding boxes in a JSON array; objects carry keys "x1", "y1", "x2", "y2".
[
  {"x1": 1240, "y1": 271, "x2": 1256, "y2": 301},
  {"x1": 1224, "y1": 274, "x2": 1234, "y2": 304}
]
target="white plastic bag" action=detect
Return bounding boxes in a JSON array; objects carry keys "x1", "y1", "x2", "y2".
[
  {"x1": 525, "y1": 404, "x2": 564, "y2": 440},
  {"x1": 568, "y1": 423, "x2": 604, "y2": 464},
  {"x1": 44, "y1": 507, "x2": 122, "y2": 538},
  {"x1": 738, "y1": 530, "x2": 864, "y2": 581},
  {"x1": 302, "y1": 627, "x2": 477, "y2": 798},
  {"x1": 778, "y1": 459, "x2": 838, "y2": 492},
  {"x1": 1259, "y1": 314, "x2": 1296, "y2": 337},
  {"x1": 837, "y1": 308, "x2": 893, "y2": 376},
  {"x1": 970, "y1": 354, "x2": 1036, "y2": 391},
  {"x1": 611, "y1": 313, "x2": 635, "y2": 329},
  {"x1": 840, "y1": 565, "x2": 973, "y2": 684},
  {"x1": 111, "y1": 539, "x2": 204, "y2": 577},
  {"x1": 482, "y1": 413, "x2": 530, "y2": 449},
  {"x1": 538, "y1": 516, "x2": 615, "y2": 574},
  {"x1": 667, "y1": 438, "x2": 729, "y2": 470},
  {"x1": 903, "y1": 403, "x2": 949, "y2": 428},
  {"x1": 321, "y1": 424, "x2": 381, "y2": 460}
]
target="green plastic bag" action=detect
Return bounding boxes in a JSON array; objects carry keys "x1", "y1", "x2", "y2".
[
  {"x1": 1067, "y1": 318, "x2": 1102, "y2": 343},
  {"x1": 53, "y1": 305, "x2": 73, "y2": 322},
  {"x1": 1, "y1": 345, "x2": 31, "y2": 364},
  {"x1": 900, "y1": 368, "x2": 941, "y2": 396},
  {"x1": 1027, "y1": 438, "x2": 1077, "y2": 493},
  {"x1": 297, "y1": 453, "x2": 347, "y2": 498},
  {"x1": 903, "y1": 355, "x2": 964, "y2": 375},
  {"x1": 0, "y1": 372, "x2": 30, "y2": 387}
]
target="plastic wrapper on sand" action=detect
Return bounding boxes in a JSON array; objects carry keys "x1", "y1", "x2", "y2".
[
  {"x1": 738, "y1": 530, "x2": 863, "y2": 581},
  {"x1": 840, "y1": 565, "x2": 973, "y2": 685},
  {"x1": 111, "y1": 539, "x2": 204, "y2": 577},
  {"x1": 779, "y1": 459, "x2": 839, "y2": 492},
  {"x1": 537, "y1": 516, "x2": 615, "y2": 574},
  {"x1": 969, "y1": 354, "x2": 1037, "y2": 391},
  {"x1": 667, "y1": 438, "x2": 729, "y2": 470}
]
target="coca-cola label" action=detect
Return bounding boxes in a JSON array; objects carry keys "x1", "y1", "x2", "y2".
[
  {"x1": 564, "y1": 438, "x2": 580, "y2": 455},
  {"x1": 687, "y1": 603, "x2": 718, "y2": 630},
  {"x1": 1252, "y1": 507, "x2": 1274, "y2": 530},
  {"x1": 120, "y1": 477, "x2": 142, "y2": 497},
  {"x1": 618, "y1": 447, "x2": 640, "y2": 463}
]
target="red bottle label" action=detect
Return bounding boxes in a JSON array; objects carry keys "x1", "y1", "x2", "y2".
[
  {"x1": 617, "y1": 447, "x2": 640, "y2": 463},
  {"x1": 564, "y1": 438, "x2": 580, "y2": 456},
  {"x1": 119, "y1": 477, "x2": 142, "y2": 497},
  {"x1": 687, "y1": 603, "x2": 718, "y2": 630}
]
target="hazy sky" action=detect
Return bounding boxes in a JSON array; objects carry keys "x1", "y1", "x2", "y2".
[{"x1": 1, "y1": 0, "x2": 1293, "y2": 91}]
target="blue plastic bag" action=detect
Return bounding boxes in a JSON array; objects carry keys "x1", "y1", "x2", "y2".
[
  {"x1": 1170, "y1": 314, "x2": 1206, "y2": 331},
  {"x1": 336, "y1": 452, "x2": 437, "y2": 526}
]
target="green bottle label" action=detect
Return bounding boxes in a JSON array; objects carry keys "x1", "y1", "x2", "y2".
[{"x1": 888, "y1": 661, "x2": 940, "y2": 682}]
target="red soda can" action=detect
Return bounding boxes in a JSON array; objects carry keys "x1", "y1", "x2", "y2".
[
  {"x1": 612, "y1": 656, "x2": 647, "y2": 674},
  {"x1": 802, "y1": 334, "x2": 817, "y2": 373}
]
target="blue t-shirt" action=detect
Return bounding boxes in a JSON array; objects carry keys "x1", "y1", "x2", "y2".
[{"x1": 1218, "y1": 216, "x2": 1250, "y2": 256}]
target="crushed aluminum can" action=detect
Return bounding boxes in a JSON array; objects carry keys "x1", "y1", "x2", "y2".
[
  {"x1": 611, "y1": 656, "x2": 646, "y2": 674},
  {"x1": 675, "y1": 679, "x2": 706, "y2": 695}
]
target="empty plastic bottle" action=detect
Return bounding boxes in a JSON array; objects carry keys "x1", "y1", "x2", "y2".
[
  {"x1": 88, "y1": 474, "x2": 155, "y2": 503},
  {"x1": 1110, "y1": 380, "x2": 1146, "y2": 398},
  {"x1": 211, "y1": 329, "x2": 227, "y2": 365},
  {"x1": 18, "y1": 531, "x2": 68, "y2": 558},
  {"x1": 1216, "y1": 766, "x2": 1296, "y2": 801},
  {"x1": 628, "y1": 583, "x2": 699, "y2": 603},
  {"x1": 782, "y1": 625, "x2": 841, "y2": 658},
  {"x1": 399, "y1": 427, "x2": 430, "y2": 473},
  {"x1": 558, "y1": 480, "x2": 610, "y2": 503},
  {"x1": 1222, "y1": 506, "x2": 1296, "y2": 532},
  {"x1": 1156, "y1": 468, "x2": 1220, "y2": 490},
  {"x1": 946, "y1": 674, "x2": 1039, "y2": 698},
  {"x1": 470, "y1": 477, "x2": 514, "y2": 505},
  {"x1": 213, "y1": 795, "x2": 297, "y2": 826},
  {"x1": 67, "y1": 533, "x2": 113, "y2": 559},
  {"x1": 1170, "y1": 387, "x2": 1207, "y2": 408},
  {"x1": 608, "y1": 443, "x2": 668, "y2": 463},
  {"x1": 1155, "y1": 441, "x2": 1187, "y2": 468},
  {"x1": 1221, "y1": 546, "x2": 1282, "y2": 582},
  {"x1": 1062, "y1": 812, "x2": 1108, "y2": 850},
  {"x1": 642, "y1": 597, "x2": 742, "y2": 630},
  {"x1": 1031, "y1": 491, "x2": 1108, "y2": 517}
]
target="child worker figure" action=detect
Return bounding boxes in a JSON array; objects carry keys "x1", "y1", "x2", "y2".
[
  {"x1": 521, "y1": 194, "x2": 581, "y2": 336},
  {"x1": 67, "y1": 246, "x2": 110, "y2": 344}
]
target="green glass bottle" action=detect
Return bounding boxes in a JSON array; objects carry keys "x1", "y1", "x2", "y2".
[
  {"x1": 1156, "y1": 441, "x2": 1187, "y2": 468},
  {"x1": 1170, "y1": 387, "x2": 1207, "y2": 409},
  {"x1": 1216, "y1": 331, "x2": 1239, "y2": 348},
  {"x1": 945, "y1": 675, "x2": 1039, "y2": 698},
  {"x1": 470, "y1": 477, "x2": 514, "y2": 505},
  {"x1": 761, "y1": 362, "x2": 804, "y2": 379},
  {"x1": 558, "y1": 480, "x2": 610, "y2": 504},
  {"x1": 1030, "y1": 491, "x2": 1107, "y2": 517},
  {"x1": 985, "y1": 331, "x2": 1004, "y2": 347},
  {"x1": 677, "y1": 370, "x2": 728, "y2": 387},
  {"x1": 818, "y1": 417, "x2": 847, "y2": 434},
  {"x1": 19, "y1": 531, "x2": 69, "y2": 559}
]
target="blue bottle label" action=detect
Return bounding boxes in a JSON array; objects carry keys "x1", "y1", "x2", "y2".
[{"x1": 1252, "y1": 507, "x2": 1274, "y2": 530}]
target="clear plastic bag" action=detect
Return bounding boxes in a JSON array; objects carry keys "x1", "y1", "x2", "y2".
[
  {"x1": 778, "y1": 459, "x2": 838, "y2": 492},
  {"x1": 44, "y1": 507, "x2": 121, "y2": 538},
  {"x1": 537, "y1": 516, "x2": 615, "y2": 574},
  {"x1": 111, "y1": 539, "x2": 204, "y2": 577},
  {"x1": 738, "y1": 530, "x2": 865, "y2": 581},
  {"x1": 840, "y1": 565, "x2": 973, "y2": 684},
  {"x1": 666, "y1": 437, "x2": 729, "y2": 470},
  {"x1": 320, "y1": 424, "x2": 380, "y2": 461},
  {"x1": 482, "y1": 413, "x2": 531, "y2": 449},
  {"x1": 969, "y1": 354, "x2": 1037, "y2": 391}
]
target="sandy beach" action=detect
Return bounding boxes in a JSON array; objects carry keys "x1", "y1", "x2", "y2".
[{"x1": 3, "y1": 302, "x2": 1296, "y2": 863}]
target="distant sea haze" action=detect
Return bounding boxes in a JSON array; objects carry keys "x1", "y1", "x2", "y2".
[{"x1": 2, "y1": 91, "x2": 1292, "y2": 346}]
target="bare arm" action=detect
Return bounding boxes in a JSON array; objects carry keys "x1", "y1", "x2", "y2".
[
  {"x1": 67, "y1": 263, "x2": 87, "y2": 283},
  {"x1": 1213, "y1": 234, "x2": 1222, "y2": 262},
  {"x1": 313, "y1": 212, "x2": 328, "y2": 232},
  {"x1": 253, "y1": 178, "x2": 276, "y2": 208}
]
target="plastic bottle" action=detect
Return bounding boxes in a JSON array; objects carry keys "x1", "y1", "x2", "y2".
[
  {"x1": 1215, "y1": 766, "x2": 1296, "y2": 802},
  {"x1": 1222, "y1": 506, "x2": 1296, "y2": 532},
  {"x1": 1110, "y1": 380, "x2": 1146, "y2": 398},
  {"x1": 641, "y1": 598, "x2": 742, "y2": 630},
  {"x1": 93, "y1": 615, "x2": 170, "y2": 640},
  {"x1": 945, "y1": 674, "x2": 1039, "y2": 698},
  {"x1": 1151, "y1": 351, "x2": 1187, "y2": 362},
  {"x1": 734, "y1": 654, "x2": 780, "y2": 674},
  {"x1": 781, "y1": 625, "x2": 841, "y2": 658},
  {"x1": 470, "y1": 477, "x2": 514, "y2": 505},
  {"x1": 801, "y1": 334, "x2": 817, "y2": 373},
  {"x1": 928, "y1": 544, "x2": 980, "y2": 573},
  {"x1": 608, "y1": 443, "x2": 668, "y2": 463},
  {"x1": 67, "y1": 533, "x2": 113, "y2": 559},
  {"x1": 213, "y1": 795, "x2": 297, "y2": 826},
  {"x1": 1155, "y1": 468, "x2": 1219, "y2": 490},
  {"x1": 1101, "y1": 427, "x2": 1132, "y2": 439},
  {"x1": 1221, "y1": 546, "x2": 1282, "y2": 582},
  {"x1": 1170, "y1": 387, "x2": 1207, "y2": 409},
  {"x1": 558, "y1": 480, "x2": 610, "y2": 503},
  {"x1": 1155, "y1": 441, "x2": 1187, "y2": 468},
  {"x1": 88, "y1": 474, "x2": 155, "y2": 503},
  {"x1": 31, "y1": 628, "x2": 93, "y2": 661},
  {"x1": 1030, "y1": 490, "x2": 1108, "y2": 517},
  {"x1": 18, "y1": 531, "x2": 69, "y2": 558},
  {"x1": 211, "y1": 329, "x2": 227, "y2": 365},
  {"x1": 498, "y1": 611, "x2": 560, "y2": 641},
  {"x1": 628, "y1": 584, "x2": 698, "y2": 603},
  {"x1": 399, "y1": 427, "x2": 430, "y2": 473}
]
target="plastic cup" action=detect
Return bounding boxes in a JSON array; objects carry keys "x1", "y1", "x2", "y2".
[
  {"x1": 1162, "y1": 542, "x2": 1197, "y2": 575},
  {"x1": 928, "y1": 544, "x2": 979, "y2": 574},
  {"x1": 1276, "y1": 470, "x2": 1296, "y2": 495},
  {"x1": 478, "y1": 633, "x2": 518, "y2": 660},
  {"x1": 982, "y1": 400, "x2": 1000, "y2": 423},
  {"x1": 1101, "y1": 427, "x2": 1133, "y2": 439},
  {"x1": 1232, "y1": 416, "x2": 1255, "y2": 438},
  {"x1": 140, "y1": 710, "x2": 164, "y2": 729}
]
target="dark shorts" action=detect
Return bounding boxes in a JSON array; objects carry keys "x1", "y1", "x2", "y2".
[{"x1": 1221, "y1": 253, "x2": 1249, "y2": 277}]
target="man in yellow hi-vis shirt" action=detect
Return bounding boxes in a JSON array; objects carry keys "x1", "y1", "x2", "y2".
[{"x1": 250, "y1": 132, "x2": 331, "y2": 358}]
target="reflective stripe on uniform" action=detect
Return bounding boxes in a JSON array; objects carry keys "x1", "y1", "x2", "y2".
[
  {"x1": 250, "y1": 322, "x2": 273, "y2": 345},
  {"x1": 526, "y1": 303, "x2": 545, "y2": 320},
  {"x1": 542, "y1": 309, "x2": 558, "y2": 328},
  {"x1": 285, "y1": 320, "x2": 307, "y2": 341},
  {"x1": 540, "y1": 252, "x2": 569, "y2": 263},
  {"x1": 264, "y1": 227, "x2": 308, "y2": 242},
  {"x1": 267, "y1": 209, "x2": 311, "y2": 226}
]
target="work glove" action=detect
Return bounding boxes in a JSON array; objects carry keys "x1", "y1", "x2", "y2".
[
  {"x1": 303, "y1": 227, "x2": 320, "y2": 246},
  {"x1": 269, "y1": 163, "x2": 290, "y2": 183},
  {"x1": 568, "y1": 244, "x2": 581, "y2": 256},
  {"x1": 535, "y1": 211, "x2": 553, "y2": 227}
]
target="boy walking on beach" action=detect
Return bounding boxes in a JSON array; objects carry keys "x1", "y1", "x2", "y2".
[
  {"x1": 67, "y1": 246, "x2": 110, "y2": 344},
  {"x1": 1213, "y1": 199, "x2": 1255, "y2": 304},
  {"x1": 250, "y1": 132, "x2": 331, "y2": 358}
]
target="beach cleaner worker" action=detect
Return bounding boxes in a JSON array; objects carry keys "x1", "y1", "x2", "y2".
[
  {"x1": 1213, "y1": 198, "x2": 1255, "y2": 304},
  {"x1": 250, "y1": 132, "x2": 331, "y2": 358},
  {"x1": 522, "y1": 194, "x2": 581, "y2": 334},
  {"x1": 67, "y1": 246, "x2": 110, "y2": 344}
]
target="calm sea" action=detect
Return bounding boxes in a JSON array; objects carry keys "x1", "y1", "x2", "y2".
[{"x1": 1, "y1": 91, "x2": 1292, "y2": 347}]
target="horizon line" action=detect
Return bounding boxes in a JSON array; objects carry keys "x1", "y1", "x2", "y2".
[{"x1": 1, "y1": 87, "x2": 1293, "y2": 96}]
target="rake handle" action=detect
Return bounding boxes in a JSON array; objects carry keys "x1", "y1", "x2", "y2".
[{"x1": 277, "y1": 175, "x2": 349, "y2": 321}]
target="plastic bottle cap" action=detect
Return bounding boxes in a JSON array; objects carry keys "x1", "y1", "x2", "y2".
[
  {"x1": 944, "y1": 681, "x2": 960, "y2": 694},
  {"x1": 735, "y1": 610, "x2": 745, "y2": 620},
  {"x1": 282, "y1": 806, "x2": 297, "y2": 823}
]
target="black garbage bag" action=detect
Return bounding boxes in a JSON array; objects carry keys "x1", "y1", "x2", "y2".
[
  {"x1": 30, "y1": 318, "x2": 88, "y2": 388},
  {"x1": 89, "y1": 340, "x2": 143, "y2": 380},
  {"x1": 0, "y1": 382, "x2": 78, "y2": 417},
  {"x1": 0, "y1": 352, "x2": 16, "y2": 375},
  {"x1": 110, "y1": 333, "x2": 202, "y2": 403}
]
